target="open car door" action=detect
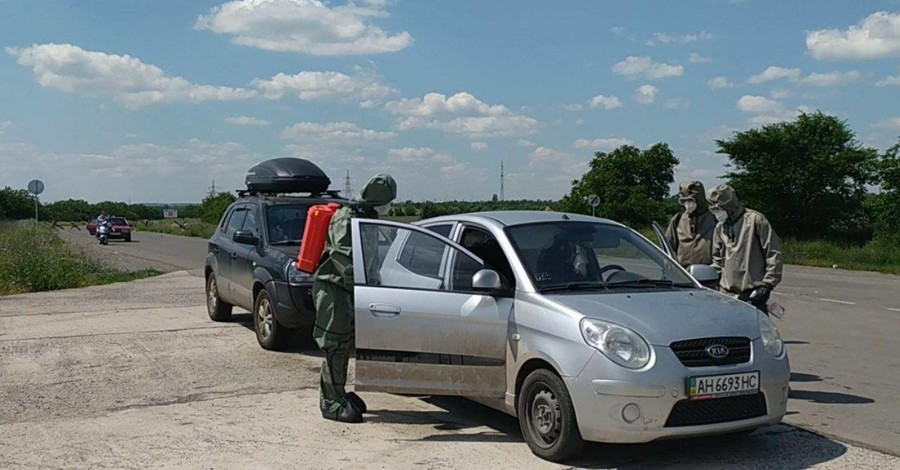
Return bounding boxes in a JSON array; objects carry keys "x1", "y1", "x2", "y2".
[
  {"x1": 651, "y1": 221, "x2": 674, "y2": 259},
  {"x1": 351, "y1": 219, "x2": 511, "y2": 398}
]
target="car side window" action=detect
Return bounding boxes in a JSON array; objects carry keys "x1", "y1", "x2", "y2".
[
  {"x1": 424, "y1": 224, "x2": 453, "y2": 238},
  {"x1": 360, "y1": 223, "x2": 482, "y2": 292},
  {"x1": 458, "y1": 226, "x2": 516, "y2": 288},
  {"x1": 242, "y1": 207, "x2": 259, "y2": 237},
  {"x1": 224, "y1": 206, "x2": 248, "y2": 237}
]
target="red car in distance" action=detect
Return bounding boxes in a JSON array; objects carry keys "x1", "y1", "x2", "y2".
[{"x1": 87, "y1": 216, "x2": 133, "y2": 242}]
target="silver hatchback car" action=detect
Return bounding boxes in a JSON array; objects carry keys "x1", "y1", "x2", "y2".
[{"x1": 350, "y1": 211, "x2": 790, "y2": 462}]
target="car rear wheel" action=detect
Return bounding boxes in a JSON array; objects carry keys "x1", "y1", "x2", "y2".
[
  {"x1": 253, "y1": 290, "x2": 289, "y2": 351},
  {"x1": 206, "y1": 274, "x2": 233, "y2": 321},
  {"x1": 518, "y1": 369, "x2": 584, "y2": 462},
  {"x1": 124, "y1": 234, "x2": 131, "y2": 242}
]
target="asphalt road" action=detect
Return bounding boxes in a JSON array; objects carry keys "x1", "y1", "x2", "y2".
[{"x1": 46, "y1": 229, "x2": 900, "y2": 458}]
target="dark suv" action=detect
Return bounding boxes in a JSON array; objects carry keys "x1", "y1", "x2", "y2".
[{"x1": 205, "y1": 190, "x2": 346, "y2": 350}]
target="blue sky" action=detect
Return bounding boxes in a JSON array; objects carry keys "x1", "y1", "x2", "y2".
[{"x1": 1, "y1": 0, "x2": 899, "y2": 203}]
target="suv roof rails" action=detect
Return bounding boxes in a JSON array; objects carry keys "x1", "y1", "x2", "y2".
[{"x1": 235, "y1": 189, "x2": 346, "y2": 199}]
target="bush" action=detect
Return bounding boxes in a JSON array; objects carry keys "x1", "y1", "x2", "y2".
[
  {"x1": 782, "y1": 238, "x2": 900, "y2": 274},
  {"x1": 199, "y1": 193, "x2": 236, "y2": 225}
]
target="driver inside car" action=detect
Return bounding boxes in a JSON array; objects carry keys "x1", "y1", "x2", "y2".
[{"x1": 536, "y1": 235, "x2": 592, "y2": 285}]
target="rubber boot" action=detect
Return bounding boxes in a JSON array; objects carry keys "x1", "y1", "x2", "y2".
[
  {"x1": 347, "y1": 392, "x2": 367, "y2": 414},
  {"x1": 322, "y1": 400, "x2": 363, "y2": 423}
]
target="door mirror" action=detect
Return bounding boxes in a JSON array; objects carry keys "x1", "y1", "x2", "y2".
[
  {"x1": 688, "y1": 264, "x2": 720, "y2": 284},
  {"x1": 233, "y1": 230, "x2": 259, "y2": 246},
  {"x1": 472, "y1": 269, "x2": 503, "y2": 291}
]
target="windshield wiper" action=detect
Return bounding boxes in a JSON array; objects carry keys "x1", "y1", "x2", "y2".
[
  {"x1": 541, "y1": 281, "x2": 609, "y2": 292},
  {"x1": 270, "y1": 239, "x2": 302, "y2": 246},
  {"x1": 605, "y1": 279, "x2": 694, "y2": 289}
]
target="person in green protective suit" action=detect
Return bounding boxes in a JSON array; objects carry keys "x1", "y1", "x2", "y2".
[
  {"x1": 665, "y1": 181, "x2": 717, "y2": 268},
  {"x1": 312, "y1": 174, "x2": 397, "y2": 423}
]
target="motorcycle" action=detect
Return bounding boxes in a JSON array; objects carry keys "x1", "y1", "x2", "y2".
[{"x1": 97, "y1": 220, "x2": 110, "y2": 245}]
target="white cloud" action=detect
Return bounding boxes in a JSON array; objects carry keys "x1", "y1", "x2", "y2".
[
  {"x1": 572, "y1": 138, "x2": 634, "y2": 151},
  {"x1": 517, "y1": 139, "x2": 536, "y2": 148},
  {"x1": 876, "y1": 75, "x2": 900, "y2": 87},
  {"x1": 612, "y1": 56, "x2": 684, "y2": 80},
  {"x1": 707, "y1": 76, "x2": 734, "y2": 89},
  {"x1": 529, "y1": 146, "x2": 571, "y2": 167},
  {"x1": 634, "y1": 85, "x2": 659, "y2": 105},
  {"x1": 470, "y1": 142, "x2": 488, "y2": 151},
  {"x1": 801, "y1": 70, "x2": 862, "y2": 87},
  {"x1": 875, "y1": 117, "x2": 900, "y2": 130},
  {"x1": 688, "y1": 53, "x2": 713, "y2": 64},
  {"x1": 225, "y1": 116, "x2": 272, "y2": 127},
  {"x1": 610, "y1": 26, "x2": 627, "y2": 36},
  {"x1": 281, "y1": 121, "x2": 396, "y2": 142},
  {"x1": 195, "y1": 0, "x2": 413, "y2": 55},
  {"x1": 588, "y1": 94, "x2": 623, "y2": 109},
  {"x1": 664, "y1": 98, "x2": 691, "y2": 109},
  {"x1": 0, "y1": 120, "x2": 10, "y2": 141},
  {"x1": 736, "y1": 95, "x2": 784, "y2": 114},
  {"x1": 384, "y1": 92, "x2": 538, "y2": 138},
  {"x1": 747, "y1": 66, "x2": 802, "y2": 84},
  {"x1": 562, "y1": 103, "x2": 584, "y2": 111},
  {"x1": 647, "y1": 31, "x2": 714, "y2": 47},
  {"x1": 7, "y1": 43, "x2": 256, "y2": 109},
  {"x1": 251, "y1": 70, "x2": 396, "y2": 105},
  {"x1": 770, "y1": 88, "x2": 794, "y2": 99},
  {"x1": 806, "y1": 11, "x2": 900, "y2": 60},
  {"x1": 386, "y1": 146, "x2": 453, "y2": 165}
]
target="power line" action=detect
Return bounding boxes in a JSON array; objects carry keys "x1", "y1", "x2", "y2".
[
  {"x1": 344, "y1": 170, "x2": 353, "y2": 196},
  {"x1": 500, "y1": 160, "x2": 505, "y2": 202}
]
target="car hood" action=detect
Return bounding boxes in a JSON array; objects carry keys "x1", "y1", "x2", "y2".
[
  {"x1": 269, "y1": 245, "x2": 300, "y2": 260},
  {"x1": 545, "y1": 289, "x2": 760, "y2": 346}
]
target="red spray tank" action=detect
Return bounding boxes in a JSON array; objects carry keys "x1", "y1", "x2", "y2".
[{"x1": 297, "y1": 203, "x2": 341, "y2": 273}]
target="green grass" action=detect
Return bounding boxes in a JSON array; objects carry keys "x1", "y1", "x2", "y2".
[
  {"x1": 783, "y1": 238, "x2": 900, "y2": 275},
  {"x1": 136, "y1": 218, "x2": 217, "y2": 239},
  {"x1": 0, "y1": 222, "x2": 160, "y2": 296}
]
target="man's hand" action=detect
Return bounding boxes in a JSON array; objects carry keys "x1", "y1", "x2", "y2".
[{"x1": 749, "y1": 285, "x2": 771, "y2": 309}]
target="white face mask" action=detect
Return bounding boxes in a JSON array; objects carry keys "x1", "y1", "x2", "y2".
[
  {"x1": 711, "y1": 209, "x2": 727, "y2": 222},
  {"x1": 682, "y1": 201, "x2": 697, "y2": 214}
]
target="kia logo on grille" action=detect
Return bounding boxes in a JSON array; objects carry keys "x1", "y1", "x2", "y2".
[{"x1": 706, "y1": 344, "x2": 729, "y2": 358}]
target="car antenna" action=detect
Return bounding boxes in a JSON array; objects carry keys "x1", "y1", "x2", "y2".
[{"x1": 561, "y1": 214, "x2": 570, "y2": 220}]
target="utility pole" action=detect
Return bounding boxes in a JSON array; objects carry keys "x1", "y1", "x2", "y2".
[
  {"x1": 500, "y1": 160, "x2": 505, "y2": 202},
  {"x1": 344, "y1": 170, "x2": 353, "y2": 196}
]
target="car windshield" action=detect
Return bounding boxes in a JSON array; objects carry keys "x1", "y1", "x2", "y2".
[
  {"x1": 266, "y1": 204, "x2": 310, "y2": 244},
  {"x1": 109, "y1": 218, "x2": 127, "y2": 225},
  {"x1": 505, "y1": 221, "x2": 695, "y2": 292}
]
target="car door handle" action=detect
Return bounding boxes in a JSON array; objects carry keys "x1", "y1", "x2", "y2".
[{"x1": 368, "y1": 303, "x2": 401, "y2": 317}]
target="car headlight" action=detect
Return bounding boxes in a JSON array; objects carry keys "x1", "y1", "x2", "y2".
[
  {"x1": 580, "y1": 318, "x2": 652, "y2": 369},
  {"x1": 285, "y1": 261, "x2": 314, "y2": 286},
  {"x1": 758, "y1": 311, "x2": 784, "y2": 357}
]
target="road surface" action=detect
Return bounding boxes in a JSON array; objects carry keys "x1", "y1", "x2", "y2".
[{"x1": 41, "y1": 229, "x2": 900, "y2": 458}]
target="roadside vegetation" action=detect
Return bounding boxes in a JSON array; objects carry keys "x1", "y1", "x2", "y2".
[
  {"x1": 0, "y1": 222, "x2": 159, "y2": 296},
  {"x1": 138, "y1": 218, "x2": 218, "y2": 239}
]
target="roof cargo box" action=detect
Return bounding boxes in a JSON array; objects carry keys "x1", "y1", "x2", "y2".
[{"x1": 245, "y1": 158, "x2": 331, "y2": 194}]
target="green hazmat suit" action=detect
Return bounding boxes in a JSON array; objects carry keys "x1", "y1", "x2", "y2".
[
  {"x1": 312, "y1": 174, "x2": 397, "y2": 418},
  {"x1": 665, "y1": 181, "x2": 717, "y2": 267},
  {"x1": 708, "y1": 184, "x2": 783, "y2": 301}
]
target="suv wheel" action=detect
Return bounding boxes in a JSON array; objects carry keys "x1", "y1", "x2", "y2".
[
  {"x1": 518, "y1": 369, "x2": 585, "y2": 462},
  {"x1": 206, "y1": 274, "x2": 233, "y2": 321},
  {"x1": 253, "y1": 290, "x2": 288, "y2": 350}
]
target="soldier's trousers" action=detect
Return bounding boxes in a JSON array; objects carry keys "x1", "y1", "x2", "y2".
[{"x1": 312, "y1": 281, "x2": 355, "y2": 413}]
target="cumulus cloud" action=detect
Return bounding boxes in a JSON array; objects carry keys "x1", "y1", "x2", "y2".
[
  {"x1": 634, "y1": 85, "x2": 659, "y2": 105},
  {"x1": 6, "y1": 43, "x2": 256, "y2": 109},
  {"x1": 281, "y1": 121, "x2": 396, "y2": 142},
  {"x1": 806, "y1": 11, "x2": 900, "y2": 60},
  {"x1": 664, "y1": 98, "x2": 691, "y2": 109},
  {"x1": 225, "y1": 116, "x2": 271, "y2": 127},
  {"x1": 588, "y1": 94, "x2": 623, "y2": 109},
  {"x1": 801, "y1": 70, "x2": 862, "y2": 87},
  {"x1": 876, "y1": 75, "x2": 900, "y2": 87},
  {"x1": 195, "y1": 0, "x2": 413, "y2": 55},
  {"x1": 517, "y1": 139, "x2": 536, "y2": 148},
  {"x1": 612, "y1": 56, "x2": 684, "y2": 80},
  {"x1": 747, "y1": 66, "x2": 802, "y2": 84},
  {"x1": 736, "y1": 95, "x2": 803, "y2": 126},
  {"x1": 646, "y1": 31, "x2": 714, "y2": 47},
  {"x1": 688, "y1": 53, "x2": 713, "y2": 64},
  {"x1": 561, "y1": 103, "x2": 583, "y2": 111},
  {"x1": 708, "y1": 76, "x2": 735, "y2": 89},
  {"x1": 875, "y1": 117, "x2": 900, "y2": 130},
  {"x1": 572, "y1": 138, "x2": 634, "y2": 151},
  {"x1": 470, "y1": 142, "x2": 488, "y2": 151},
  {"x1": 770, "y1": 88, "x2": 794, "y2": 99},
  {"x1": 384, "y1": 92, "x2": 538, "y2": 138},
  {"x1": 251, "y1": 70, "x2": 396, "y2": 105}
]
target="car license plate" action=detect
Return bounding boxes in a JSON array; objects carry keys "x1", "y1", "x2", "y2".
[{"x1": 688, "y1": 371, "x2": 759, "y2": 400}]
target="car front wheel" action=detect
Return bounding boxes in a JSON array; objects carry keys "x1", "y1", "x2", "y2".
[
  {"x1": 518, "y1": 369, "x2": 585, "y2": 462},
  {"x1": 253, "y1": 290, "x2": 288, "y2": 350},
  {"x1": 206, "y1": 274, "x2": 233, "y2": 321}
]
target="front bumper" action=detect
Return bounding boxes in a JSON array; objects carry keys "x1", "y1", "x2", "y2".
[
  {"x1": 565, "y1": 338, "x2": 790, "y2": 443},
  {"x1": 271, "y1": 280, "x2": 316, "y2": 329}
]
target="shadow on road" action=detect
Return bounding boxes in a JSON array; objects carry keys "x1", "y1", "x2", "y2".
[
  {"x1": 369, "y1": 396, "x2": 848, "y2": 469},
  {"x1": 789, "y1": 389, "x2": 874, "y2": 404},
  {"x1": 784, "y1": 340, "x2": 810, "y2": 345},
  {"x1": 790, "y1": 372, "x2": 825, "y2": 382},
  {"x1": 231, "y1": 312, "x2": 323, "y2": 356}
]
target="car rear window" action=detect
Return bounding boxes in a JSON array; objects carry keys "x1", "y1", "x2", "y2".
[{"x1": 266, "y1": 204, "x2": 311, "y2": 243}]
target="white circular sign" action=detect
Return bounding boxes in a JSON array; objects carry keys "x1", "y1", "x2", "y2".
[
  {"x1": 27, "y1": 179, "x2": 45, "y2": 195},
  {"x1": 587, "y1": 194, "x2": 600, "y2": 207}
]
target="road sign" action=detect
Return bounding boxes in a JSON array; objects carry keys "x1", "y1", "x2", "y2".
[
  {"x1": 163, "y1": 209, "x2": 178, "y2": 219},
  {"x1": 27, "y1": 179, "x2": 44, "y2": 195},
  {"x1": 587, "y1": 194, "x2": 600, "y2": 207}
]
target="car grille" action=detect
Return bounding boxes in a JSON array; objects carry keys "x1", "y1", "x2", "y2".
[
  {"x1": 665, "y1": 393, "x2": 767, "y2": 427},
  {"x1": 670, "y1": 337, "x2": 751, "y2": 367}
]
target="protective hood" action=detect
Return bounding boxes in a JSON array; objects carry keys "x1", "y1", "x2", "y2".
[
  {"x1": 708, "y1": 184, "x2": 743, "y2": 217},
  {"x1": 354, "y1": 174, "x2": 397, "y2": 207},
  {"x1": 678, "y1": 180, "x2": 709, "y2": 213}
]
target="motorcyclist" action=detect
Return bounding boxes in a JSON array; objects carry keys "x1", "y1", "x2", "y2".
[
  {"x1": 312, "y1": 174, "x2": 397, "y2": 423},
  {"x1": 708, "y1": 184, "x2": 783, "y2": 313},
  {"x1": 665, "y1": 181, "x2": 716, "y2": 268}
]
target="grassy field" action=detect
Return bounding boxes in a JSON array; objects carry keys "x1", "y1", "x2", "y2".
[{"x1": 0, "y1": 222, "x2": 159, "y2": 296}]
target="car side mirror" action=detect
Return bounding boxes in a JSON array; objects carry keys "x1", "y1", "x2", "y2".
[
  {"x1": 472, "y1": 269, "x2": 503, "y2": 292},
  {"x1": 233, "y1": 230, "x2": 260, "y2": 246},
  {"x1": 688, "y1": 264, "x2": 720, "y2": 284}
]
